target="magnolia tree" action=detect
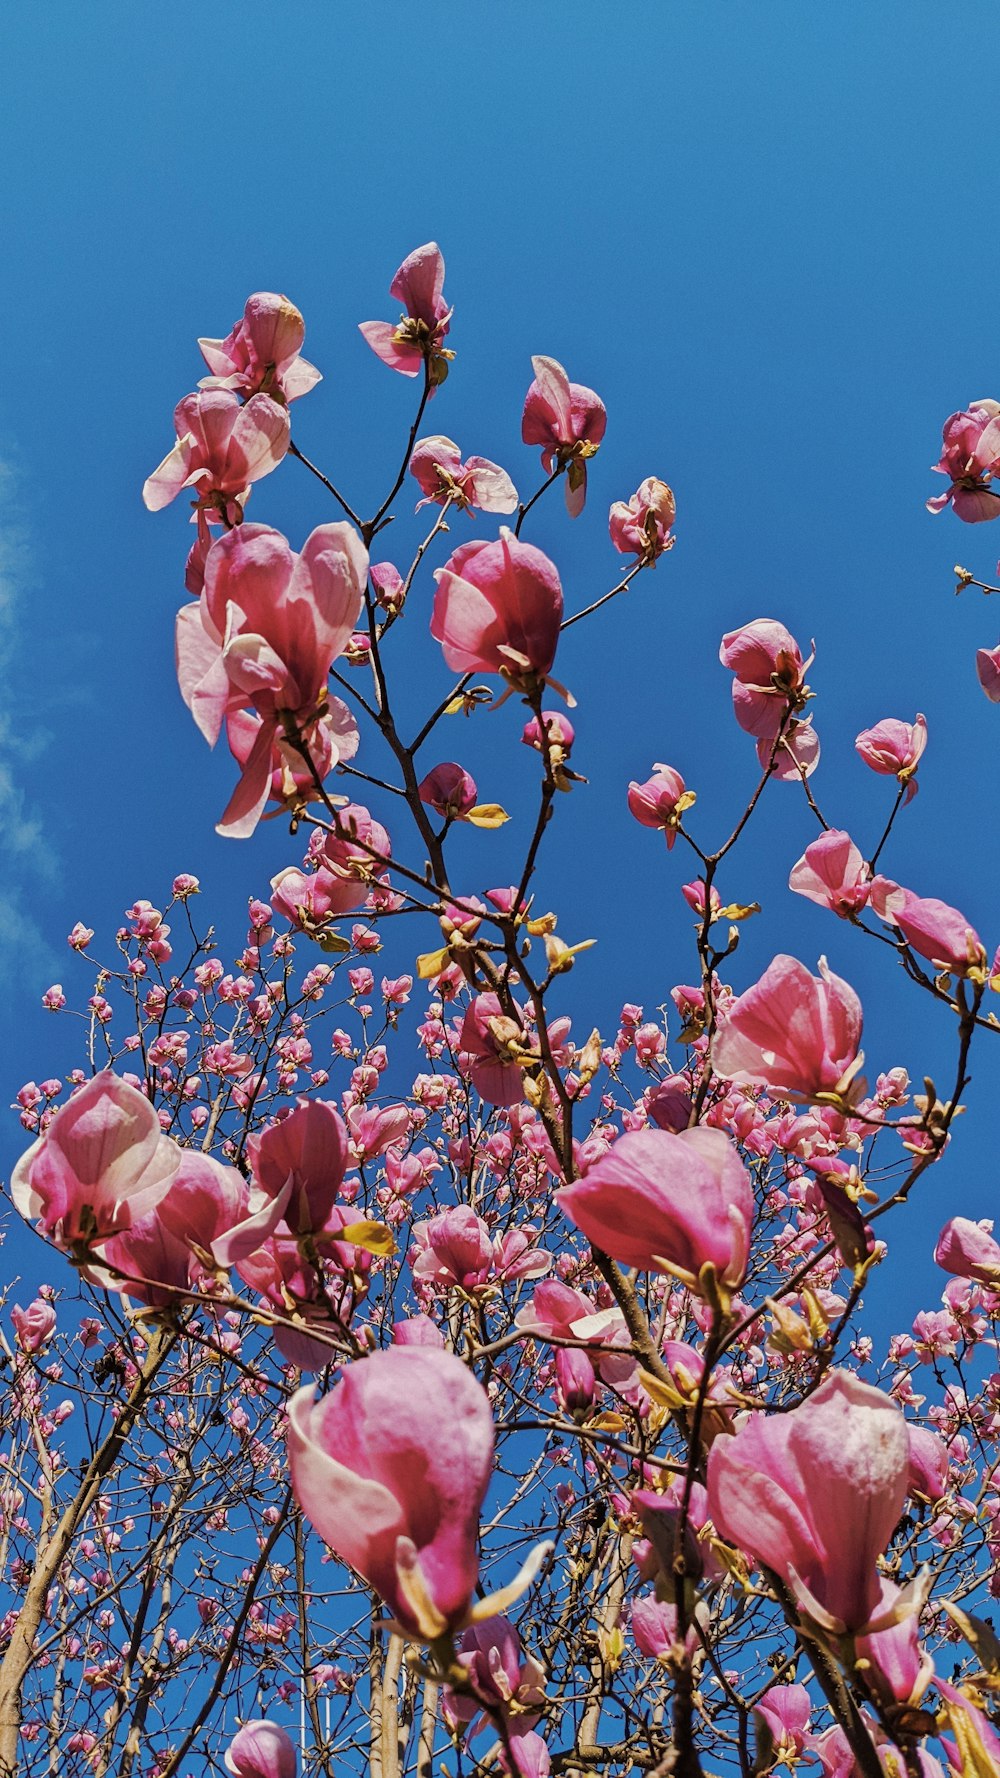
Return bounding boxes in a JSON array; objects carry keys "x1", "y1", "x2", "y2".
[{"x1": 5, "y1": 244, "x2": 1000, "y2": 1778}]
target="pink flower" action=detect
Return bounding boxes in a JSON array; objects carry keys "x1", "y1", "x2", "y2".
[
  {"x1": 412, "y1": 1206, "x2": 549, "y2": 1294},
  {"x1": 706, "y1": 1370, "x2": 910, "y2": 1634},
  {"x1": 419, "y1": 762, "x2": 479, "y2": 820},
  {"x1": 869, "y1": 878, "x2": 986, "y2": 976},
  {"x1": 926, "y1": 402, "x2": 1000, "y2": 522},
  {"x1": 359, "y1": 242, "x2": 453, "y2": 384},
  {"x1": 631, "y1": 1594, "x2": 698, "y2": 1663},
  {"x1": 556, "y1": 1125, "x2": 753, "y2": 1294},
  {"x1": 444, "y1": 1615, "x2": 546, "y2": 1735},
  {"x1": 521, "y1": 355, "x2": 607, "y2": 517},
  {"x1": 719, "y1": 619, "x2": 811, "y2": 741},
  {"x1": 936, "y1": 1680, "x2": 1000, "y2": 1777},
  {"x1": 934, "y1": 1216, "x2": 1000, "y2": 1287},
  {"x1": 609, "y1": 478, "x2": 676, "y2": 562},
  {"x1": 96, "y1": 1149, "x2": 249, "y2": 1305},
  {"x1": 176, "y1": 521, "x2": 366, "y2": 837},
  {"x1": 788, "y1": 829, "x2": 871, "y2": 916},
  {"x1": 906, "y1": 1424, "x2": 949, "y2": 1503},
  {"x1": 11, "y1": 1072, "x2": 179, "y2": 1251},
  {"x1": 752, "y1": 1686, "x2": 813, "y2": 1760},
  {"x1": 522, "y1": 711, "x2": 575, "y2": 753},
  {"x1": 410, "y1": 436, "x2": 517, "y2": 514},
  {"x1": 269, "y1": 866, "x2": 371, "y2": 932},
  {"x1": 459, "y1": 994, "x2": 527, "y2": 1106},
  {"x1": 977, "y1": 644, "x2": 1000, "y2": 702},
  {"x1": 713, "y1": 954, "x2": 864, "y2": 1103},
  {"x1": 431, "y1": 531, "x2": 564, "y2": 695},
  {"x1": 224, "y1": 1719, "x2": 297, "y2": 1778},
  {"x1": 142, "y1": 391, "x2": 290, "y2": 520},
  {"x1": 855, "y1": 1581, "x2": 934, "y2": 1709},
  {"x1": 627, "y1": 765, "x2": 693, "y2": 847},
  {"x1": 225, "y1": 700, "x2": 359, "y2": 833},
  {"x1": 11, "y1": 1300, "x2": 57, "y2": 1353},
  {"x1": 287, "y1": 1348, "x2": 494, "y2": 1638},
  {"x1": 198, "y1": 292, "x2": 321, "y2": 406},
  {"x1": 762, "y1": 719, "x2": 820, "y2": 780},
  {"x1": 855, "y1": 714, "x2": 927, "y2": 800},
  {"x1": 247, "y1": 1099, "x2": 349, "y2": 1238}
]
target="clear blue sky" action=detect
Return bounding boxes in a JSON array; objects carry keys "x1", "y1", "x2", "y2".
[{"x1": 2, "y1": 4, "x2": 999, "y2": 1331}]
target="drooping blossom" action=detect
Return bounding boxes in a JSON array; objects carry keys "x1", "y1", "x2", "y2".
[
  {"x1": 521, "y1": 355, "x2": 607, "y2": 516},
  {"x1": 936, "y1": 1680, "x2": 1000, "y2": 1777},
  {"x1": 855, "y1": 714, "x2": 927, "y2": 800},
  {"x1": 869, "y1": 879, "x2": 987, "y2": 976},
  {"x1": 788, "y1": 829, "x2": 871, "y2": 917},
  {"x1": 763, "y1": 718, "x2": 820, "y2": 780},
  {"x1": 609, "y1": 478, "x2": 676, "y2": 562},
  {"x1": 409, "y1": 436, "x2": 517, "y2": 514},
  {"x1": 712, "y1": 954, "x2": 864, "y2": 1103},
  {"x1": 459, "y1": 994, "x2": 528, "y2": 1105},
  {"x1": 238, "y1": 1229, "x2": 370, "y2": 1371},
  {"x1": 359, "y1": 243, "x2": 453, "y2": 384},
  {"x1": 431, "y1": 532, "x2": 565, "y2": 697},
  {"x1": 719, "y1": 619, "x2": 811, "y2": 740},
  {"x1": 706, "y1": 1370, "x2": 911, "y2": 1634},
  {"x1": 247, "y1": 1099, "x2": 349, "y2": 1238},
  {"x1": 926, "y1": 402, "x2": 1000, "y2": 522},
  {"x1": 934, "y1": 1216, "x2": 1000, "y2": 1287},
  {"x1": 287, "y1": 1347, "x2": 494, "y2": 1638},
  {"x1": 198, "y1": 292, "x2": 321, "y2": 405},
  {"x1": 627, "y1": 765, "x2": 694, "y2": 847},
  {"x1": 142, "y1": 391, "x2": 290, "y2": 523},
  {"x1": 855, "y1": 1581, "x2": 935, "y2": 1711},
  {"x1": 11, "y1": 1300, "x2": 57, "y2": 1353},
  {"x1": 11, "y1": 1072, "x2": 180, "y2": 1251},
  {"x1": 443, "y1": 1615, "x2": 546, "y2": 1738},
  {"x1": 97, "y1": 1148, "x2": 250, "y2": 1305},
  {"x1": 556, "y1": 1125, "x2": 753, "y2": 1295},
  {"x1": 224, "y1": 1718, "x2": 297, "y2": 1778},
  {"x1": 175, "y1": 521, "x2": 366, "y2": 837}
]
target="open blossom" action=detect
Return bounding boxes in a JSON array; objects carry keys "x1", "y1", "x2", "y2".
[
  {"x1": 176, "y1": 521, "x2": 366, "y2": 837},
  {"x1": 706, "y1": 1370, "x2": 910, "y2": 1634},
  {"x1": 752, "y1": 1686, "x2": 813, "y2": 1761},
  {"x1": 556, "y1": 1125, "x2": 753, "y2": 1294},
  {"x1": 444, "y1": 1614, "x2": 546, "y2": 1737},
  {"x1": 869, "y1": 878, "x2": 986, "y2": 976},
  {"x1": 431, "y1": 532, "x2": 564, "y2": 695},
  {"x1": 142, "y1": 390, "x2": 290, "y2": 522},
  {"x1": 198, "y1": 292, "x2": 320, "y2": 405},
  {"x1": 411, "y1": 1206, "x2": 550, "y2": 1294},
  {"x1": 359, "y1": 242, "x2": 453, "y2": 384},
  {"x1": 224, "y1": 1719, "x2": 297, "y2": 1778},
  {"x1": 247, "y1": 1099, "x2": 349, "y2": 1238},
  {"x1": 418, "y1": 762, "x2": 478, "y2": 820},
  {"x1": 764, "y1": 718, "x2": 820, "y2": 781},
  {"x1": 713, "y1": 954, "x2": 864, "y2": 1103},
  {"x1": 926, "y1": 401, "x2": 1000, "y2": 522},
  {"x1": 788, "y1": 829, "x2": 871, "y2": 916},
  {"x1": 609, "y1": 478, "x2": 676, "y2": 562},
  {"x1": 409, "y1": 436, "x2": 517, "y2": 514},
  {"x1": 719, "y1": 619, "x2": 811, "y2": 740},
  {"x1": 226, "y1": 701, "x2": 359, "y2": 831},
  {"x1": 11, "y1": 1300, "x2": 57, "y2": 1353},
  {"x1": 287, "y1": 1348, "x2": 494, "y2": 1638},
  {"x1": 521, "y1": 355, "x2": 607, "y2": 517},
  {"x1": 627, "y1": 765, "x2": 693, "y2": 847},
  {"x1": 96, "y1": 1148, "x2": 250, "y2": 1305},
  {"x1": 459, "y1": 993, "x2": 529, "y2": 1105},
  {"x1": 11, "y1": 1072, "x2": 180, "y2": 1251},
  {"x1": 855, "y1": 714, "x2": 927, "y2": 799},
  {"x1": 934, "y1": 1216, "x2": 1000, "y2": 1287}
]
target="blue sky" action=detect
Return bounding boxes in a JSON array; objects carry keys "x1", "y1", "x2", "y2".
[{"x1": 3, "y1": 3, "x2": 1000, "y2": 1333}]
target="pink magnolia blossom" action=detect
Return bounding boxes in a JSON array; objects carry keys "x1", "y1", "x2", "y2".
[
  {"x1": 906, "y1": 1425, "x2": 950, "y2": 1503},
  {"x1": 631, "y1": 1594, "x2": 699, "y2": 1663},
  {"x1": 855, "y1": 714, "x2": 927, "y2": 800},
  {"x1": 522, "y1": 711, "x2": 575, "y2": 753},
  {"x1": 609, "y1": 478, "x2": 676, "y2": 562},
  {"x1": 869, "y1": 878, "x2": 986, "y2": 976},
  {"x1": 198, "y1": 292, "x2": 321, "y2": 405},
  {"x1": 443, "y1": 1614, "x2": 546, "y2": 1736},
  {"x1": 97, "y1": 1148, "x2": 250, "y2": 1305},
  {"x1": 411, "y1": 1206, "x2": 549, "y2": 1294},
  {"x1": 142, "y1": 391, "x2": 290, "y2": 521},
  {"x1": 287, "y1": 1348, "x2": 494, "y2": 1638},
  {"x1": 556, "y1": 1125, "x2": 753, "y2": 1294},
  {"x1": 393, "y1": 1315, "x2": 445, "y2": 1349},
  {"x1": 459, "y1": 994, "x2": 527, "y2": 1106},
  {"x1": 225, "y1": 701, "x2": 359, "y2": 834},
  {"x1": 247, "y1": 1099, "x2": 349, "y2": 1238},
  {"x1": 521, "y1": 355, "x2": 607, "y2": 517},
  {"x1": 627, "y1": 765, "x2": 693, "y2": 847},
  {"x1": 976, "y1": 644, "x2": 1000, "y2": 702},
  {"x1": 752, "y1": 1685, "x2": 813, "y2": 1760},
  {"x1": 224, "y1": 1719, "x2": 297, "y2": 1778},
  {"x1": 855, "y1": 1581, "x2": 934, "y2": 1709},
  {"x1": 926, "y1": 401, "x2": 1000, "y2": 522},
  {"x1": 762, "y1": 718, "x2": 820, "y2": 780},
  {"x1": 418, "y1": 762, "x2": 478, "y2": 820},
  {"x1": 719, "y1": 619, "x2": 811, "y2": 741},
  {"x1": 11, "y1": 1072, "x2": 180, "y2": 1251},
  {"x1": 712, "y1": 954, "x2": 864, "y2": 1103},
  {"x1": 934, "y1": 1216, "x2": 1000, "y2": 1287},
  {"x1": 359, "y1": 242, "x2": 453, "y2": 383},
  {"x1": 269, "y1": 865, "x2": 371, "y2": 932},
  {"x1": 936, "y1": 1680, "x2": 1000, "y2": 1777},
  {"x1": 788, "y1": 829, "x2": 871, "y2": 917},
  {"x1": 237, "y1": 1228, "x2": 370, "y2": 1371},
  {"x1": 176, "y1": 521, "x2": 366, "y2": 837},
  {"x1": 706, "y1": 1370, "x2": 911, "y2": 1634},
  {"x1": 409, "y1": 436, "x2": 517, "y2": 514},
  {"x1": 11, "y1": 1300, "x2": 57, "y2": 1353},
  {"x1": 431, "y1": 532, "x2": 564, "y2": 696}
]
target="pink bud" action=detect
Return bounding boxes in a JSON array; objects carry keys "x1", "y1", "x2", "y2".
[
  {"x1": 11, "y1": 1300, "x2": 57, "y2": 1353},
  {"x1": 224, "y1": 1719, "x2": 297, "y2": 1778},
  {"x1": 432, "y1": 532, "x2": 564, "y2": 692},
  {"x1": 627, "y1": 765, "x2": 690, "y2": 848},
  {"x1": 418, "y1": 762, "x2": 479, "y2": 820},
  {"x1": 869, "y1": 878, "x2": 986, "y2": 975},
  {"x1": 934, "y1": 1216, "x2": 1000, "y2": 1286}
]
